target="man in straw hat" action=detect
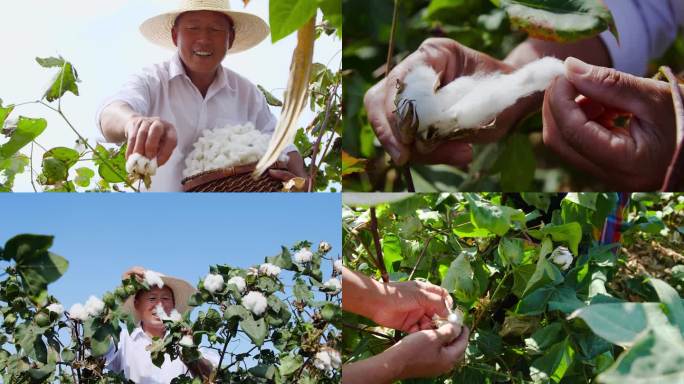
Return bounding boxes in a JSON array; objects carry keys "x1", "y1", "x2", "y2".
[
  {"x1": 97, "y1": 0, "x2": 307, "y2": 191},
  {"x1": 105, "y1": 267, "x2": 217, "y2": 382}
]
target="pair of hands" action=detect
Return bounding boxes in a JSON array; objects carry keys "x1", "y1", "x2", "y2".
[
  {"x1": 123, "y1": 116, "x2": 309, "y2": 186},
  {"x1": 365, "y1": 38, "x2": 676, "y2": 190}
]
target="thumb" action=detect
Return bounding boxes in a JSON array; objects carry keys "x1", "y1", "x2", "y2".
[
  {"x1": 564, "y1": 57, "x2": 661, "y2": 117},
  {"x1": 434, "y1": 323, "x2": 459, "y2": 345},
  {"x1": 268, "y1": 169, "x2": 294, "y2": 181}
]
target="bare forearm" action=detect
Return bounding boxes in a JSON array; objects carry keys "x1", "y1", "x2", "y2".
[
  {"x1": 504, "y1": 37, "x2": 611, "y2": 69},
  {"x1": 342, "y1": 350, "x2": 401, "y2": 384},
  {"x1": 341, "y1": 267, "x2": 390, "y2": 321},
  {"x1": 100, "y1": 101, "x2": 141, "y2": 143}
]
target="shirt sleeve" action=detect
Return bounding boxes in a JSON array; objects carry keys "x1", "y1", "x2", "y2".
[
  {"x1": 104, "y1": 330, "x2": 124, "y2": 373},
  {"x1": 94, "y1": 72, "x2": 152, "y2": 138},
  {"x1": 600, "y1": 0, "x2": 684, "y2": 76}
]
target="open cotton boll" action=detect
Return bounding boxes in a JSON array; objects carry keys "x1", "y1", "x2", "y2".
[
  {"x1": 203, "y1": 273, "x2": 224, "y2": 293},
  {"x1": 69, "y1": 303, "x2": 89, "y2": 321},
  {"x1": 258, "y1": 263, "x2": 281, "y2": 277},
  {"x1": 324, "y1": 278, "x2": 342, "y2": 293},
  {"x1": 334, "y1": 259, "x2": 343, "y2": 273},
  {"x1": 313, "y1": 348, "x2": 341, "y2": 372},
  {"x1": 227, "y1": 276, "x2": 246, "y2": 293},
  {"x1": 47, "y1": 303, "x2": 64, "y2": 316},
  {"x1": 154, "y1": 303, "x2": 169, "y2": 319},
  {"x1": 397, "y1": 57, "x2": 565, "y2": 152},
  {"x1": 318, "y1": 241, "x2": 332, "y2": 253},
  {"x1": 84, "y1": 296, "x2": 105, "y2": 317},
  {"x1": 144, "y1": 270, "x2": 165, "y2": 289},
  {"x1": 294, "y1": 247, "x2": 313, "y2": 263},
  {"x1": 242, "y1": 291, "x2": 268, "y2": 316},
  {"x1": 550, "y1": 246, "x2": 573, "y2": 271},
  {"x1": 179, "y1": 334, "x2": 194, "y2": 348}
]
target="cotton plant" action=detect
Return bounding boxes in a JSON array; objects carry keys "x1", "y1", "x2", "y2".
[
  {"x1": 395, "y1": 57, "x2": 565, "y2": 153},
  {"x1": 126, "y1": 153, "x2": 158, "y2": 189},
  {"x1": 182, "y1": 122, "x2": 291, "y2": 179},
  {"x1": 550, "y1": 246, "x2": 574, "y2": 271}
]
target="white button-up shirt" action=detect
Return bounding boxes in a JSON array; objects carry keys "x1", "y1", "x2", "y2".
[
  {"x1": 105, "y1": 326, "x2": 218, "y2": 384},
  {"x1": 96, "y1": 53, "x2": 295, "y2": 191}
]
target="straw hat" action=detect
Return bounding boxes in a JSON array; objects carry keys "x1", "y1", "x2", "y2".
[
  {"x1": 122, "y1": 272, "x2": 197, "y2": 322},
  {"x1": 140, "y1": 0, "x2": 270, "y2": 54}
]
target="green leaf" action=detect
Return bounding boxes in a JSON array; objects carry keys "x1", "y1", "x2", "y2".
[
  {"x1": 341, "y1": 151, "x2": 367, "y2": 176},
  {"x1": 4, "y1": 234, "x2": 68, "y2": 297},
  {"x1": 94, "y1": 144, "x2": 126, "y2": 183},
  {"x1": 567, "y1": 302, "x2": 669, "y2": 347},
  {"x1": 381, "y1": 233, "x2": 402, "y2": 274},
  {"x1": 317, "y1": 0, "x2": 342, "y2": 35},
  {"x1": 0, "y1": 153, "x2": 29, "y2": 192},
  {"x1": 466, "y1": 194, "x2": 525, "y2": 236},
  {"x1": 517, "y1": 286, "x2": 555, "y2": 315},
  {"x1": 548, "y1": 285, "x2": 585, "y2": 314},
  {"x1": 523, "y1": 239, "x2": 563, "y2": 296},
  {"x1": 521, "y1": 193, "x2": 551, "y2": 212},
  {"x1": 279, "y1": 354, "x2": 303, "y2": 376},
  {"x1": 498, "y1": 237, "x2": 524, "y2": 267},
  {"x1": 649, "y1": 278, "x2": 684, "y2": 334},
  {"x1": 597, "y1": 324, "x2": 684, "y2": 384},
  {"x1": 0, "y1": 102, "x2": 14, "y2": 128},
  {"x1": 266, "y1": 246, "x2": 294, "y2": 270},
  {"x1": 320, "y1": 303, "x2": 340, "y2": 321},
  {"x1": 531, "y1": 222, "x2": 582, "y2": 255},
  {"x1": 530, "y1": 338, "x2": 575, "y2": 383},
  {"x1": 441, "y1": 249, "x2": 478, "y2": 302},
  {"x1": 41, "y1": 158, "x2": 68, "y2": 185},
  {"x1": 497, "y1": 0, "x2": 619, "y2": 43},
  {"x1": 0, "y1": 117, "x2": 47, "y2": 159},
  {"x1": 258, "y1": 85, "x2": 283, "y2": 107},
  {"x1": 74, "y1": 167, "x2": 95, "y2": 188},
  {"x1": 269, "y1": 0, "x2": 318, "y2": 43},
  {"x1": 224, "y1": 304, "x2": 250, "y2": 321},
  {"x1": 36, "y1": 56, "x2": 80, "y2": 101},
  {"x1": 240, "y1": 316, "x2": 268, "y2": 346},
  {"x1": 293, "y1": 278, "x2": 313, "y2": 304},
  {"x1": 492, "y1": 133, "x2": 535, "y2": 191}
]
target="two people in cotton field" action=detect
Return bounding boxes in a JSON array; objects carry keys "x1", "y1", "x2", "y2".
[
  {"x1": 365, "y1": 0, "x2": 684, "y2": 191},
  {"x1": 97, "y1": 0, "x2": 307, "y2": 191}
]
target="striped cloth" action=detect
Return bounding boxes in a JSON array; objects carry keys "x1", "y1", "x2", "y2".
[{"x1": 599, "y1": 192, "x2": 631, "y2": 251}]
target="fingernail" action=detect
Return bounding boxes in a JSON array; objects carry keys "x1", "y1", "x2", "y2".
[
  {"x1": 388, "y1": 147, "x2": 406, "y2": 165},
  {"x1": 565, "y1": 57, "x2": 591, "y2": 76}
]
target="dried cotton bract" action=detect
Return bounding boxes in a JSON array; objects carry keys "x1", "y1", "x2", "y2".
[
  {"x1": 182, "y1": 122, "x2": 290, "y2": 178},
  {"x1": 203, "y1": 273, "x2": 224, "y2": 293},
  {"x1": 396, "y1": 57, "x2": 565, "y2": 152},
  {"x1": 242, "y1": 291, "x2": 268, "y2": 316},
  {"x1": 550, "y1": 246, "x2": 573, "y2": 271}
]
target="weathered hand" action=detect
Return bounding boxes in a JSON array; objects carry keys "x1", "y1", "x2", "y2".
[
  {"x1": 543, "y1": 58, "x2": 676, "y2": 190},
  {"x1": 125, "y1": 116, "x2": 178, "y2": 166}
]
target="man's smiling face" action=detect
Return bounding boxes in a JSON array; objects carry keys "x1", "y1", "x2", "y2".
[{"x1": 172, "y1": 10, "x2": 234, "y2": 77}]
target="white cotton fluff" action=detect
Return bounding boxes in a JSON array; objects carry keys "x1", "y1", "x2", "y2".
[
  {"x1": 182, "y1": 122, "x2": 291, "y2": 178},
  {"x1": 227, "y1": 276, "x2": 247, "y2": 293},
  {"x1": 179, "y1": 334, "x2": 194, "y2": 347},
  {"x1": 242, "y1": 291, "x2": 268, "y2": 316},
  {"x1": 294, "y1": 248, "x2": 314, "y2": 263},
  {"x1": 155, "y1": 303, "x2": 183, "y2": 322},
  {"x1": 84, "y1": 296, "x2": 105, "y2": 317},
  {"x1": 46, "y1": 303, "x2": 64, "y2": 316},
  {"x1": 318, "y1": 241, "x2": 332, "y2": 253},
  {"x1": 334, "y1": 259, "x2": 343, "y2": 273},
  {"x1": 313, "y1": 348, "x2": 341, "y2": 372},
  {"x1": 550, "y1": 246, "x2": 573, "y2": 271},
  {"x1": 324, "y1": 278, "x2": 342, "y2": 293},
  {"x1": 400, "y1": 57, "x2": 565, "y2": 139},
  {"x1": 69, "y1": 303, "x2": 89, "y2": 321},
  {"x1": 144, "y1": 270, "x2": 165, "y2": 289},
  {"x1": 126, "y1": 153, "x2": 158, "y2": 177},
  {"x1": 203, "y1": 273, "x2": 225, "y2": 293},
  {"x1": 258, "y1": 263, "x2": 281, "y2": 277}
]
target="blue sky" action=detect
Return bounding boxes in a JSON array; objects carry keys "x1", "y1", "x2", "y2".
[{"x1": 0, "y1": 193, "x2": 341, "y2": 308}]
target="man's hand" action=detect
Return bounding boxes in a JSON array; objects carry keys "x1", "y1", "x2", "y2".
[
  {"x1": 122, "y1": 266, "x2": 146, "y2": 282},
  {"x1": 268, "y1": 150, "x2": 310, "y2": 191},
  {"x1": 364, "y1": 38, "x2": 518, "y2": 167},
  {"x1": 389, "y1": 324, "x2": 469, "y2": 380},
  {"x1": 371, "y1": 280, "x2": 453, "y2": 333},
  {"x1": 543, "y1": 57, "x2": 676, "y2": 190},
  {"x1": 125, "y1": 116, "x2": 178, "y2": 166}
]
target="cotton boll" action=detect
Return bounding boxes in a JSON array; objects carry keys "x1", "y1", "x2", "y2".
[
  {"x1": 69, "y1": 303, "x2": 89, "y2": 321},
  {"x1": 242, "y1": 291, "x2": 268, "y2": 316},
  {"x1": 318, "y1": 241, "x2": 332, "y2": 253},
  {"x1": 328, "y1": 349, "x2": 341, "y2": 369},
  {"x1": 46, "y1": 303, "x2": 64, "y2": 316},
  {"x1": 258, "y1": 263, "x2": 281, "y2": 277},
  {"x1": 227, "y1": 276, "x2": 246, "y2": 292},
  {"x1": 179, "y1": 334, "x2": 194, "y2": 348},
  {"x1": 324, "y1": 278, "x2": 342, "y2": 293},
  {"x1": 84, "y1": 296, "x2": 105, "y2": 317},
  {"x1": 294, "y1": 248, "x2": 313, "y2": 263},
  {"x1": 126, "y1": 153, "x2": 143, "y2": 174},
  {"x1": 154, "y1": 303, "x2": 169, "y2": 320},
  {"x1": 169, "y1": 309, "x2": 182, "y2": 322},
  {"x1": 203, "y1": 273, "x2": 225, "y2": 293},
  {"x1": 144, "y1": 270, "x2": 165, "y2": 289},
  {"x1": 313, "y1": 350, "x2": 332, "y2": 371},
  {"x1": 334, "y1": 259, "x2": 343, "y2": 273},
  {"x1": 550, "y1": 246, "x2": 573, "y2": 271}
]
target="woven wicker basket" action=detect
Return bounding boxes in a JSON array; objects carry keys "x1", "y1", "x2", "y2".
[{"x1": 182, "y1": 161, "x2": 288, "y2": 192}]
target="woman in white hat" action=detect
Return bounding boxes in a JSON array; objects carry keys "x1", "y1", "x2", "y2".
[
  {"x1": 96, "y1": 0, "x2": 307, "y2": 191},
  {"x1": 105, "y1": 267, "x2": 216, "y2": 383}
]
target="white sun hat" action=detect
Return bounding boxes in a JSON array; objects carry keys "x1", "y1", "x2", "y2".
[
  {"x1": 122, "y1": 272, "x2": 197, "y2": 322},
  {"x1": 139, "y1": 0, "x2": 270, "y2": 54}
]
